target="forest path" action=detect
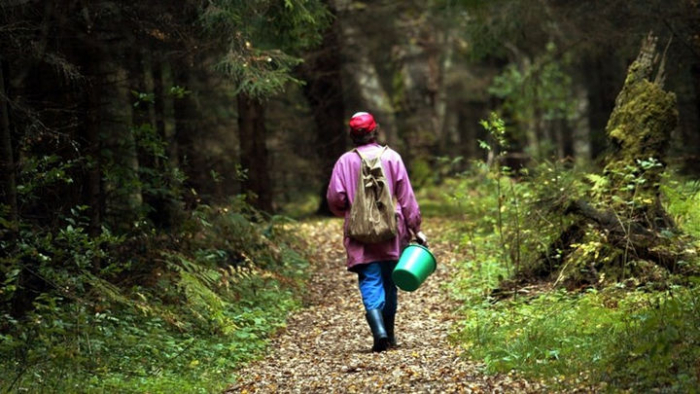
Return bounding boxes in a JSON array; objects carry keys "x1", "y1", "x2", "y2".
[{"x1": 227, "y1": 217, "x2": 542, "y2": 393}]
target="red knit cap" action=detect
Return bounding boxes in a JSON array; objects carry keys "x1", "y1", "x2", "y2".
[{"x1": 348, "y1": 112, "x2": 377, "y2": 135}]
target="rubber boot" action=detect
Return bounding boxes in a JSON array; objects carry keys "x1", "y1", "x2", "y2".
[
  {"x1": 383, "y1": 313, "x2": 396, "y2": 347},
  {"x1": 365, "y1": 309, "x2": 389, "y2": 352}
]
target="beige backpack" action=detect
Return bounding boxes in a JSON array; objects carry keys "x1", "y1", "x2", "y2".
[{"x1": 347, "y1": 146, "x2": 398, "y2": 243}]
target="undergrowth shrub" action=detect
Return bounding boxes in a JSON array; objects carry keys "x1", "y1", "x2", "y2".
[
  {"x1": 438, "y1": 114, "x2": 700, "y2": 392},
  {"x1": 661, "y1": 178, "x2": 700, "y2": 239},
  {"x1": 436, "y1": 158, "x2": 586, "y2": 281},
  {"x1": 444, "y1": 160, "x2": 700, "y2": 392},
  {"x1": 0, "y1": 199, "x2": 309, "y2": 393}
]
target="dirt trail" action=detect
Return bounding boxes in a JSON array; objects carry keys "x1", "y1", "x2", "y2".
[{"x1": 227, "y1": 218, "x2": 543, "y2": 393}]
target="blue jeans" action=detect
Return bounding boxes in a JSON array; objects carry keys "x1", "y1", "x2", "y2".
[{"x1": 356, "y1": 261, "x2": 398, "y2": 315}]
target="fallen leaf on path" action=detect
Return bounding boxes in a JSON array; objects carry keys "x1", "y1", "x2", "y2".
[{"x1": 227, "y1": 218, "x2": 548, "y2": 393}]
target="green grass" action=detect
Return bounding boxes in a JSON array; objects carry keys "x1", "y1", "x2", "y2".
[
  {"x1": 442, "y1": 169, "x2": 700, "y2": 393},
  {"x1": 452, "y1": 282, "x2": 700, "y2": 392}
]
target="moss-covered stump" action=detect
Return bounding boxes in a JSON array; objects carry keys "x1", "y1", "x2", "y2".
[
  {"x1": 521, "y1": 34, "x2": 695, "y2": 288},
  {"x1": 603, "y1": 34, "x2": 678, "y2": 229}
]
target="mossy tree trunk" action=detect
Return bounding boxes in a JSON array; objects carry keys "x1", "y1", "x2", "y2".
[{"x1": 601, "y1": 34, "x2": 677, "y2": 230}]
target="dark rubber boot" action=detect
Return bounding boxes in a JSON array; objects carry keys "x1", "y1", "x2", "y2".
[
  {"x1": 365, "y1": 309, "x2": 389, "y2": 352},
  {"x1": 383, "y1": 313, "x2": 396, "y2": 347}
]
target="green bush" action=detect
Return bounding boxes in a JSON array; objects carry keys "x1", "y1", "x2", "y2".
[
  {"x1": 446, "y1": 164, "x2": 700, "y2": 392},
  {"x1": 661, "y1": 178, "x2": 700, "y2": 238},
  {"x1": 0, "y1": 201, "x2": 309, "y2": 393}
]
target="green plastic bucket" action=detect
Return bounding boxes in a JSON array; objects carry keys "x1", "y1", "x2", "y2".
[{"x1": 392, "y1": 244, "x2": 437, "y2": 292}]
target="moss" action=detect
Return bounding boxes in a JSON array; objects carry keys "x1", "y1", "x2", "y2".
[
  {"x1": 605, "y1": 80, "x2": 677, "y2": 163},
  {"x1": 601, "y1": 39, "x2": 678, "y2": 223}
]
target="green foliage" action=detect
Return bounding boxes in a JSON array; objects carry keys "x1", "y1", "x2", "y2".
[
  {"x1": 488, "y1": 43, "x2": 577, "y2": 158},
  {"x1": 465, "y1": 113, "x2": 586, "y2": 276},
  {"x1": 599, "y1": 286, "x2": 700, "y2": 392},
  {"x1": 14, "y1": 155, "x2": 76, "y2": 201},
  {"x1": 458, "y1": 0, "x2": 516, "y2": 61},
  {"x1": 215, "y1": 49, "x2": 305, "y2": 98},
  {"x1": 279, "y1": 192, "x2": 320, "y2": 219},
  {"x1": 409, "y1": 158, "x2": 433, "y2": 189},
  {"x1": 661, "y1": 178, "x2": 700, "y2": 238},
  {"x1": 448, "y1": 114, "x2": 696, "y2": 286},
  {"x1": 490, "y1": 43, "x2": 575, "y2": 120},
  {"x1": 441, "y1": 159, "x2": 700, "y2": 392},
  {"x1": 478, "y1": 112, "x2": 507, "y2": 152},
  {"x1": 452, "y1": 282, "x2": 700, "y2": 392},
  {"x1": 0, "y1": 199, "x2": 310, "y2": 393},
  {"x1": 202, "y1": 0, "x2": 332, "y2": 98}
]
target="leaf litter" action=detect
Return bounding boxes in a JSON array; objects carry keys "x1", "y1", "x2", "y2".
[{"x1": 226, "y1": 218, "x2": 547, "y2": 393}]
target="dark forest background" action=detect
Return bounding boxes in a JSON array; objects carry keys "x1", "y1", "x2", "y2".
[{"x1": 3, "y1": 0, "x2": 698, "y2": 223}]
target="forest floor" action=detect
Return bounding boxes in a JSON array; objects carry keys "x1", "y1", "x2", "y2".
[{"x1": 226, "y1": 217, "x2": 546, "y2": 393}]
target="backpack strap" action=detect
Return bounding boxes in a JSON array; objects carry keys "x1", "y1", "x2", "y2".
[
  {"x1": 377, "y1": 145, "x2": 388, "y2": 159},
  {"x1": 353, "y1": 146, "x2": 388, "y2": 162},
  {"x1": 352, "y1": 148, "x2": 365, "y2": 162}
]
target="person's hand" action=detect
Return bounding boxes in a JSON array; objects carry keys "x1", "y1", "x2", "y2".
[{"x1": 415, "y1": 231, "x2": 428, "y2": 247}]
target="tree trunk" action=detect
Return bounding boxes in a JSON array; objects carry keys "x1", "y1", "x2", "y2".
[
  {"x1": 172, "y1": 68, "x2": 200, "y2": 209},
  {"x1": 0, "y1": 55, "x2": 18, "y2": 233},
  {"x1": 101, "y1": 58, "x2": 142, "y2": 229},
  {"x1": 389, "y1": 22, "x2": 448, "y2": 177},
  {"x1": 152, "y1": 59, "x2": 166, "y2": 146},
  {"x1": 435, "y1": 31, "x2": 453, "y2": 157},
  {"x1": 688, "y1": 63, "x2": 700, "y2": 173},
  {"x1": 299, "y1": 12, "x2": 347, "y2": 215},
  {"x1": 237, "y1": 93, "x2": 273, "y2": 212},
  {"x1": 571, "y1": 84, "x2": 591, "y2": 165},
  {"x1": 602, "y1": 34, "x2": 677, "y2": 229},
  {"x1": 79, "y1": 46, "x2": 104, "y2": 271},
  {"x1": 582, "y1": 52, "x2": 622, "y2": 160},
  {"x1": 83, "y1": 85, "x2": 103, "y2": 241},
  {"x1": 132, "y1": 51, "x2": 154, "y2": 170},
  {"x1": 564, "y1": 200, "x2": 683, "y2": 270},
  {"x1": 160, "y1": 63, "x2": 179, "y2": 171},
  {"x1": 555, "y1": 118, "x2": 574, "y2": 161}
]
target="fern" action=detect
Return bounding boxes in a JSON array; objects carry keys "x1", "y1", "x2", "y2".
[
  {"x1": 165, "y1": 252, "x2": 223, "y2": 287},
  {"x1": 584, "y1": 173, "x2": 610, "y2": 199}
]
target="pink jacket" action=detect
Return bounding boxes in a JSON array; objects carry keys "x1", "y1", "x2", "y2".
[{"x1": 326, "y1": 142, "x2": 422, "y2": 270}]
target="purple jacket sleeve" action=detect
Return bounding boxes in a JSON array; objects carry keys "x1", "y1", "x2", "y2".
[
  {"x1": 391, "y1": 154, "x2": 422, "y2": 235},
  {"x1": 326, "y1": 157, "x2": 349, "y2": 218}
]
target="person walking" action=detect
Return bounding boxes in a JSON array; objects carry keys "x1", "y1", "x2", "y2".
[{"x1": 327, "y1": 111, "x2": 426, "y2": 352}]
